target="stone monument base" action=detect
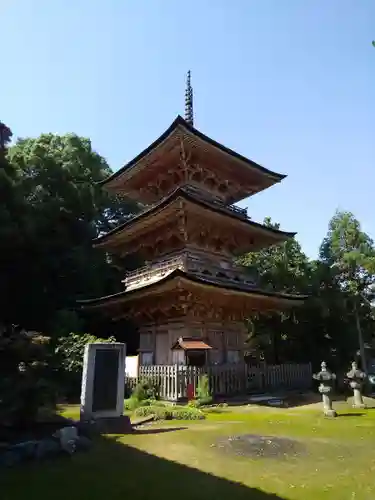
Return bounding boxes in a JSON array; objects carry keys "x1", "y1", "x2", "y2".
[
  {"x1": 324, "y1": 409, "x2": 337, "y2": 418},
  {"x1": 92, "y1": 415, "x2": 133, "y2": 435}
]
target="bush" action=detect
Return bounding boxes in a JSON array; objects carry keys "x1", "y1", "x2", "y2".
[
  {"x1": 124, "y1": 397, "x2": 165, "y2": 411},
  {"x1": 54, "y1": 332, "x2": 116, "y2": 400},
  {"x1": 0, "y1": 325, "x2": 57, "y2": 426},
  {"x1": 55, "y1": 332, "x2": 116, "y2": 374},
  {"x1": 134, "y1": 405, "x2": 170, "y2": 420},
  {"x1": 187, "y1": 399, "x2": 200, "y2": 408},
  {"x1": 171, "y1": 407, "x2": 205, "y2": 420},
  {"x1": 131, "y1": 378, "x2": 160, "y2": 402},
  {"x1": 133, "y1": 404, "x2": 205, "y2": 421},
  {"x1": 196, "y1": 374, "x2": 213, "y2": 406}
]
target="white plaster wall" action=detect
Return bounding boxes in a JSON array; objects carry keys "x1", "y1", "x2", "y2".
[{"x1": 125, "y1": 355, "x2": 139, "y2": 378}]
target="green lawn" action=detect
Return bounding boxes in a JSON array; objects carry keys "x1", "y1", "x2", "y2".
[{"x1": 3, "y1": 402, "x2": 375, "y2": 500}]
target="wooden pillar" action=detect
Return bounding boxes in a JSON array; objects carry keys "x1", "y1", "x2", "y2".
[{"x1": 152, "y1": 323, "x2": 156, "y2": 364}]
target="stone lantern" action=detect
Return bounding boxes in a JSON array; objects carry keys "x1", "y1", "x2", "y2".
[
  {"x1": 313, "y1": 361, "x2": 337, "y2": 417},
  {"x1": 346, "y1": 361, "x2": 367, "y2": 409}
]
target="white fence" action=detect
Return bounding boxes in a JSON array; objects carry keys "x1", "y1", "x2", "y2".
[{"x1": 126, "y1": 363, "x2": 312, "y2": 401}]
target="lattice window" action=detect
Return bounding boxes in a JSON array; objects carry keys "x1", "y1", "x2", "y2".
[
  {"x1": 209, "y1": 349, "x2": 223, "y2": 365},
  {"x1": 172, "y1": 350, "x2": 186, "y2": 365},
  {"x1": 227, "y1": 350, "x2": 240, "y2": 364},
  {"x1": 140, "y1": 352, "x2": 154, "y2": 365}
]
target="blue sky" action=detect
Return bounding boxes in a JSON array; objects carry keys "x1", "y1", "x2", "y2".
[{"x1": 2, "y1": 1, "x2": 374, "y2": 258}]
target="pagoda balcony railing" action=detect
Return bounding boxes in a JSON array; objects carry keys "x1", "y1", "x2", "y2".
[
  {"x1": 183, "y1": 184, "x2": 248, "y2": 218},
  {"x1": 130, "y1": 184, "x2": 249, "y2": 222},
  {"x1": 123, "y1": 251, "x2": 256, "y2": 291},
  {"x1": 123, "y1": 254, "x2": 186, "y2": 290}
]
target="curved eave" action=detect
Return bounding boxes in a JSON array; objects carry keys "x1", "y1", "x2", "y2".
[
  {"x1": 99, "y1": 115, "x2": 286, "y2": 189},
  {"x1": 93, "y1": 185, "x2": 295, "y2": 247},
  {"x1": 78, "y1": 268, "x2": 307, "y2": 309}
]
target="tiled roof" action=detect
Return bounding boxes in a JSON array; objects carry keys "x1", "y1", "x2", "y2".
[{"x1": 171, "y1": 337, "x2": 212, "y2": 351}]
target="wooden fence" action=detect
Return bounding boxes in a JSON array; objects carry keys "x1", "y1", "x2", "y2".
[{"x1": 126, "y1": 363, "x2": 312, "y2": 401}]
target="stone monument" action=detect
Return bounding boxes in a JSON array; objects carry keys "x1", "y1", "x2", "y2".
[
  {"x1": 346, "y1": 361, "x2": 367, "y2": 409},
  {"x1": 80, "y1": 342, "x2": 131, "y2": 433},
  {"x1": 313, "y1": 361, "x2": 337, "y2": 417}
]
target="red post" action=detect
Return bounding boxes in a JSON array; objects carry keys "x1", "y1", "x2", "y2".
[{"x1": 187, "y1": 383, "x2": 195, "y2": 401}]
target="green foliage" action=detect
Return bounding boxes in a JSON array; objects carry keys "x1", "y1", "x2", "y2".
[
  {"x1": 0, "y1": 132, "x2": 139, "y2": 331},
  {"x1": 124, "y1": 397, "x2": 164, "y2": 411},
  {"x1": 55, "y1": 332, "x2": 116, "y2": 374},
  {"x1": 187, "y1": 399, "x2": 200, "y2": 408},
  {"x1": 196, "y1": 375, "x2": 213, "y2": 405},
  {"x1": 240, "y1": 213, "x2": 375, "y2": 369},
  {"x1": 0, "y1": 325, "x2": 57, "y2": 425},
  {"x1": 171, "y1": 407, "x2": 205, "y2": 420},
  {"x1": 131, "y1": 379, "x2": 160, "y2": 402},
  {"x1": 134, "y1": 405, "x2": 170, "y2": 420},
  {"x1": 133, "y1": 404, "x2": 205, "y2": 421},
  {"x1": 54, "y1": 332, "x2": 115, "y2": 399}
]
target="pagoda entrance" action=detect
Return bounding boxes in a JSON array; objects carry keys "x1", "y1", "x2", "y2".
[
  {"x1": 171, "y1": 337, "x2": 212, "y2": 367},
  {"x1": 186, "y1": 350, "x2": 206, "y2": 367}
]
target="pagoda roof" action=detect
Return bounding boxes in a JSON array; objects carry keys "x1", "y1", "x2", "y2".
[
  {"x1": 99, "y1": 115, "x2": 286, "y2": 194},
  {"x1": 94, "y1": 185, "x2": 295, "y2": 248},
  {"x1": 79, "y1": 268, "x2": 307, "y2": 310}
]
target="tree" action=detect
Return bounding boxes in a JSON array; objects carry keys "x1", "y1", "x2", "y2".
[
  {"x1": 1, "y1": 133, "x2": 139, "y2": 332},
  {"x1": 238, "y1": 217, "x2": 311, "y2": 364},
  {"x1": 238, "y1": 213, "x2": 375, "y2": 370},
  {"x1": 319, "y1": 210, "x2": 375, "y2": 370}
]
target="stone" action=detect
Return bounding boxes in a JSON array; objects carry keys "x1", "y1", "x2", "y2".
[
  {"x1": 313, "y1": 361, "x2": 337, "y2": 417},
  {"x1": 74, "y1": 419, "x2": 100, "y2": 438},
  {"x1": 54, "y1": 426, "x2": 79, "y2": 454},
  {"x1": 35, "y1": 438, "x2": 61, "y2": 460},
  {"x1": 11, "y1": 440, "x2": 38, "y2": 460},
  {"x1": 80, "y1": 342, "x2": 126, "y2": 421},
  {"x1": 346, "y1": 361, "x2": 367, "y2": 409},
  {"x1": 94, "y1": 415, "x2": 133, "y2": 434}
]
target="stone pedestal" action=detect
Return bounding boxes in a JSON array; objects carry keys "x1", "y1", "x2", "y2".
[
  {"x1": 347, "y1": 362, "x2": 367, "y2": 409},
  {"x1": 322, "y1": 393, "x2": 337, "y2": 418},
  {"x1": 94, "y1": 415, "x2": 133, "y2": 435},
  {"x1": 313, "y1": 361, "x2": 337, "y2": 418},
  {"x1": 352, "y1": 387, "x2": 366, "y2": 409}
]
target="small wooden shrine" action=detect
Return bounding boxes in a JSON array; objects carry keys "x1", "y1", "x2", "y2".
[{"x1": 81, "y1": 72, "x2": 306, "y2": 366}]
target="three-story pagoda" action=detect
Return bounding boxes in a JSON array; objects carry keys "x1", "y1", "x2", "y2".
[{"x1": 81, "y1": 73, "x2": 306, "y2": 366}]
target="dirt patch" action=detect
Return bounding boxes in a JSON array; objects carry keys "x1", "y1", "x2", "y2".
[{"x1": 213, "y1": 434, "x2": 307, "y2": 459}]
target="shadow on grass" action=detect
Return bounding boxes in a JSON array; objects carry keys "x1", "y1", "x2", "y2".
[
  {"x1": 216, "y1": 391, "x2": 327, "y2": 409},
  {"x1": 337, "y1": 412, "x2": 365, "y2": 418},
  {"x1": 132, "y1": 426, "x2": 187, "y2": 435},
  {"x1": 2, "y1": 431, "x2": 288, "y2": 500}
]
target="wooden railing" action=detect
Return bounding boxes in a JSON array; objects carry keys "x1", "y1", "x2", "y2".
[
  {"x1": 123, "y1": 251, "x2": 257, "y2": 289},
  {"x1": 124, "y1": 254, "x2": 185, "y2": 288},
  {"x1": 126, "y1": 363, "x2": 312, "y2": 401},
  {"x1": 183, "y1": 184, "x2": 248, "y2": 218}
]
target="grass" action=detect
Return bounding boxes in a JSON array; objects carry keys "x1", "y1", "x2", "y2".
[{"x1": 3, "y1": 401, "x2": 375, "y2": 500}]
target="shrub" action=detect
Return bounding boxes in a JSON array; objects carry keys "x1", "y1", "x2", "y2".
[
  {"x1": 124, "y1": 397, "x2": 165, "y2": 411},
  {"x1": 133, "y1": 404, "x2": 205, "y2": 421},
  {"x1": 187, "y1": 399, "x2": 200, "y2": 408},
  {"x1": 124, "y1": 397, "x2": 140, "y2": 411},
  {"x1": 134, "y1": 405, "x2": 170, "y2": 420},
  {"x1": 0, "y1": 325, "x2": 57, "y2": 426},
  {"x1": 171, "y1": 407, "x2": 205, "y2": 420},
  {"x1": 54, "y1": 332, "x2": 116, "y2": 400},
  {"x1": 131, "y1": 378, "x2": 160, "y2": 402},
  {"x1": 196, "y1": 374, "x2": 213, "y2": 406},
  {"x1": 55, "y1": 332, "x2": 116, "y2": 374}
]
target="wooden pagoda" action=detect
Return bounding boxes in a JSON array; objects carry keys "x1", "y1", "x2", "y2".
[{"x1": 81, "y1": 73, "x2": 306, "y2": 367}]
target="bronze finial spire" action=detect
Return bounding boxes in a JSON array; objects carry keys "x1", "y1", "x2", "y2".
[{"x1": 184, "y1": 70, "x2": 194, "y2": 126}]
